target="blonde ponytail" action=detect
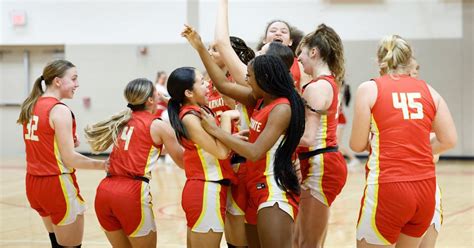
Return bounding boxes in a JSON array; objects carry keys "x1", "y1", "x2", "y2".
[
  {"x1": 84, "y1": 109, "x2": 132, "y2": 153},
  {"x1": 17, "y1": 77, "x2": 44, "y2": 124},
  {"x1": 84, "y1": 78, "x2": 155, "y2": 154}
]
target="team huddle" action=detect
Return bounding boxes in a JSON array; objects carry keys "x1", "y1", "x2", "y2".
[{"x1": 17, "y1": 1, "x2": 457, "y2": 248}]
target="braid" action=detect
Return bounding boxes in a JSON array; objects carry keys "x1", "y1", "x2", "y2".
[{"x1": 252, "y1": 55, "x2": 305, "y2": 194}]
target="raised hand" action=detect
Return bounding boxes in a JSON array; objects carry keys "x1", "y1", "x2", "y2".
[{"x1": 181, "y1": 24, "x2": 205, "y2": 51}]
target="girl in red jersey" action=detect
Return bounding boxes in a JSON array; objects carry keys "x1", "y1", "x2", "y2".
[
  {"x1": 166, "y1": 65, "x2": 238, "y2": 248},
  {"x1": 208, "y1": 34, "x2": 255, "y2": 248},
  {"x1": 293, "y1": 23, "x2": 348, "y2": 248},
  {"x1": 183, "y1": 25, "x2": 305, "y2": 248},
  {"x1": 214, "y1": 0, "x2": 311, "y2": 94},
  {"x1": 350, "y1": 35, "x2": 457, "y2": 247},
  {"x1": 84, "y1": 78, "x2": 184, "y2": 247},
  {"x1": 17, "y1": 60, "x2": 107, "y2": 248}
]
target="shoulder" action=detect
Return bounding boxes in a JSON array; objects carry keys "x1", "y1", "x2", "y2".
[{"x1": 50, "y1": 103, "x2": 71, "y2": 118}]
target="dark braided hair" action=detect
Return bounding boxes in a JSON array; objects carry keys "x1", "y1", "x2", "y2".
[
  {"x1": 230, "y1": 36, "x2": 255, "y2": 65},
  {"x1": 250, "y1": 55, "x2": 305, "y2": 194}
]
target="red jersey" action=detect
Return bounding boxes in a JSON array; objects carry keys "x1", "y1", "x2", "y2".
[
  {"x1": 207, "y1": 81, "x2": 233, "y2": 117},
  {"x1": 247, "y1": 98, "x2": 290, "y2": 188},
  {"x1": 367, "y1": 74, "x2": 436, "y2": 184},
  {"x1": 179, "y1": 105, "x2": 235, "y2": 183},
  {"x1": 23, "y1": 97, "x2": 76, "y2": 176},
  {"x1": 290, "y1": 57, "x2": 301, "y2": 91},
  {"x1": 108, "y1": 111, "x2": 162, "y2": 179},
  {"x1": 301, "y1": 75, "x2": 339, "y2": 149}
]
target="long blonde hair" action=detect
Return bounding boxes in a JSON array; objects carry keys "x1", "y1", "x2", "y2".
[
  {"x1": 377, "y1": 35, "x2": 412, "y2": 75},
  {"x1": 297, "y1": 23, "x2": 345, "y2": 86},
  {"x1": 17, "y1": 60, "x2": 75, "y2": 124},
  {"x1": 84, "y1": 78, "x2": 155, "y2": 153}
]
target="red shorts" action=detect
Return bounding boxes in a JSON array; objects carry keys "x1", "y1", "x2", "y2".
[
  {"x1": 356, "y1": 178, "x2": 436, "y2": 245},
  {"x1": 182, "y1": 179, "x2": 228, "y2": 233},
  {"x1": 227, "y1": 163, "x2": 247, "y2": 215},
  {"x1": 299, "y1": 150, "x2": 347, "y2": 206},
  {"x1": 245, "y1": 173, "x2": 299, "y2": 225},
  {"x1": 95, "y1": 176, "x2": 155, "y2": 237},
  {"x1": 26, "y1": 173, "x2": 86, "y2": 225}
]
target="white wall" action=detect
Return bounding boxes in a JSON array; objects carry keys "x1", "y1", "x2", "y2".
[{"x1": 1, "y1": 0, "x2": 462, "y2": 45}]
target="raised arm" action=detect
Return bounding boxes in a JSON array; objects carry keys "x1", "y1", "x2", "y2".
[
  {"x1": 182, "y1": 25, "x2": 256, "y2": 107},
  {"x1": 51, "y1": 104, "x2": 106, "y2": 170},
  {"x1": 151, "y1": 119, "x2": 184, "y2": 169},
  {"x1": 215, "y1": 0, "x2": 248, "y2": 86},
  {"x1": 201, "y1": 104, "x2": 290, "y2": 161}
]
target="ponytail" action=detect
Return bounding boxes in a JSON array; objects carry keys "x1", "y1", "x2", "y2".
[
  {"x1": 17, "y1": 76, "x2": 44, "y2": 124},
  {"x1": 84, "y1": 109, "x2": 132, "y2": 153},
  {"x1": 167, "y1": 98, "x2": 188, "y2": 144}
]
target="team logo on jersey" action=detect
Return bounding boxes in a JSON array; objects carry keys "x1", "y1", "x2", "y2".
[{"x1": 256, "y1": 182, "x2": 266, "y2": 190}]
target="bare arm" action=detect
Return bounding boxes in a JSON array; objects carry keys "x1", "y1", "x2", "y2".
[
  {"x1": 299, "y1": 81, "x2": 333, "y2": 146},
  {"x1": 182, "y1": 25, "x2": 256, "y2": 107},
  {"x1": 151, "y1": 119, "x2": 184, "y2": 169},
  {"x1": 183, "y1": 114, "x2": 231, "y2": 160},
  {"x1": 215, "y1": 0, "x2": 248, "y2": 86},
  {"x1": 350, "y1": 81, "x2": 377, "y2": 152},
  {"x1": 428, "y1": 85, "x2": 457, "y2": 154},
  {"x1": 51, "y1": 105, "x2": 105, "y2": 170},
  {"x1": 201, "y1": 104, "x2": 290, "y2": 161}
]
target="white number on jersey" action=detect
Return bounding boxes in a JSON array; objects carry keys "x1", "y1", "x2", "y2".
[
  {"x1": 120, "y1": 126, "x2": 134, "y2": 150},
  {"x1": 392, "y1": 92, "x2": 424, "y2": 120},
  {"x1": 25, "y1": 115, "x2": 39, "y2": 141}
]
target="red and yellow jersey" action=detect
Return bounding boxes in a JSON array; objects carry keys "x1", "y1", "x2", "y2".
[
  {"x1": 23, "y1": 97, "x2": 76, "y2": 176},
  {"x1": 290, "y1": 57, "x2": 301, "y2": 91},
  {"x1": 367, "y1": 74, "x2": 436, "y2": 184},
  {"x1": 179, "y1": 105, "x2": 235, "y2": 183},
  {"x1": 108, "y1": 111, "x2": 162, "y2": 179},
  {"x1": 247, "y1": 98, "x2": 289, "y2": 187},
  {"x1": 302, "y1": 75, "x2": 339, "y2": 150}
]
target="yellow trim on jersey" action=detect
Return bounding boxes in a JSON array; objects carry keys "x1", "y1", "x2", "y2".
[
  {"x1": 130, "y1": 182, "x2": 145, "y2": 237},
  {"x1": 215, "y1": 184, "x2": 225, "y2": 226},
  {"x1": 265, "y1": 151, "x2": 274, "y2": 201},
  {"x1": 368, "y1": 115, "x2": 390, "y2": 244},
  {"x1": 130, "y1": 147, "x2": 157, "y2": 236},
  {"x1": 193, "y1": 181, "x2": 209, "y2": 229},
  {"x1": 57, "y1": 175, "x2": 71, "y2": 225},
  {"x1": 318, "y1": 115, "x2": 329, "y2": 205},
  {"x1": 196, "y1": 145, "x2": 210, "y2": 180},
  {"x1": 53, "y1": 138, "x2": 67, "y2": 174}
]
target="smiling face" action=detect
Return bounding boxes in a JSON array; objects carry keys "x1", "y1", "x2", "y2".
[
  {"x1": 57, "y1": 67, "x2": 78, "y2": 99},
  {"x1": 297, "y1": 46, "x2": 315, "y2": 76},
  {"x1": 264, "y1": 21, "x2": 292, "y2": 47},
  {"x1": 189, "y1": 69, "x2": 209, "y2": 105}
]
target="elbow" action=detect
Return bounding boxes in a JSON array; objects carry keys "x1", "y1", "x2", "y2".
[
  {"x1": 444, "y1": 136, "x2": 457, "y2": 150},
  {"x1": 216, "y1": 150, "x2": 231, "y2": 160},
  {"x1": 350, "y1": 140, "x2": 367, "y2": 153}
]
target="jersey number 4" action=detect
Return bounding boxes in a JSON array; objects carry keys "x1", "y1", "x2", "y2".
[
  {"x1": 25, "y1": 115, "x2": 39, "y2": 141},
  {"x1": 392, "y1": 92, "x2": 424, "y2": 120},
  {"x1": 121, "y1": 126, "x2": 135, "y2": 150}
]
